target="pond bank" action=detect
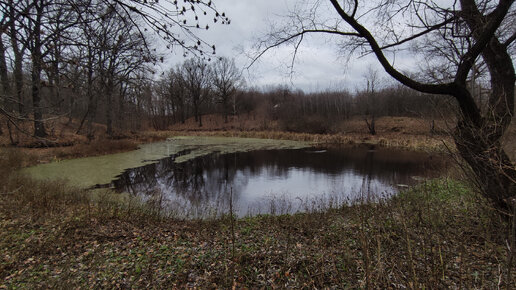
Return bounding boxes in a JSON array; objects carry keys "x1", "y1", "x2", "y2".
[
  {"x1": 0, "y1": 167, "x2": 513, "y2": 288},
  {"x1": 1, "y1": 143, "x2": 514, "y2": 288}
]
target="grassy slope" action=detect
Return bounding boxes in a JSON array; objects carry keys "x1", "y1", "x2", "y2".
[{"x1": 1, "y1": 149, "x2": 515, "y2": 288}]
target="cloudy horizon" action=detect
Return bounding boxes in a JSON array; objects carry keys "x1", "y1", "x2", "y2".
[{"x1": 156, "y1": 0, "x2": 413, "y2": 93}]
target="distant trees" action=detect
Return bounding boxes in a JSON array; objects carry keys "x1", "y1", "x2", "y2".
[
  {"x1": 150, "y1": 56, "x2": 243, "y2": 128},
  {"x1": 167, "y1": 68, "x2": 188, "y2": 125},
  {"x1": 181, "y1": 58, "x2": 212, "y2": 127},
  {"x1": 94, "y1": 7, "x2": 152, "y2": 135},
  {"x1": 211, "y1": 57, "x2": 243, "y2": 123},
  {"x1": 102, "y1": 64, "x2": 456, "y2": 134},
  {"x1": 362, "y1": 67, "x2": 380, "y2": 135}
]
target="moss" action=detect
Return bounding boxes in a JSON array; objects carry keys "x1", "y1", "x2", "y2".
[{"x1": 22, "y1": 136, "x2": 310, "y2": 188}]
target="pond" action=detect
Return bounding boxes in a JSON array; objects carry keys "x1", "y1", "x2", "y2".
[{"x1": 110, "y1": 146, "x2": 447, "y2": 218}]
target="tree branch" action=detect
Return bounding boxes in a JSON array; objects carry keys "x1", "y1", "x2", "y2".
[
  {"x1": 328, "y1": 0, "x2": 455, "y2": 95},
  {"x1": 248, "y1": 29, "x2": 361, "y2": 69},
  {"x1": 380, "y1": 16, "x2": 457, "y2": 50},
  {"x1": 504, "y1": 30, "x2": 516, "y2": 47},
  {"x1": 455, "y1": 0, "x2": 515, "y2": 84}
]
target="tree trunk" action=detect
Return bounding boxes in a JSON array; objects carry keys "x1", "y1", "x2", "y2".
[
  {"x1": 7, "y1": 119, "x2": 15, "y2": 145},
  {"x1": 9, "y1": 1, "x2": 25, "y2": 115},
  {"x1": 13, "y1": 54, "x2": 24, "y2": 115},
  {"x1": 0, "y1": 36, "x2": 9, "y2": 137},
  {"x1": 365, "y1": 115, "x2": 376, "y2": 135},
  {"x1": 31, "y1": 2, "x2": 47, "y2": 138},
  {"x1": 180, "y1": 101, "x2": 185, "y2": 124},
  {"x1": 118, "y1": 84, "x2": 127, "y2": 131},
  {"x1": 32, "y1": 64, "x2": 47, "y2": 138},
  {"x1": 455, "y1": 122, "x2": 516, "y2": 215},
  {"x1": 430, "y1": 119, "x2": 436, "y2": 135},
  {"x1": 105, "y1": 80, "x2": 114, "y2": 136},
  {"x1": 76, "y1": 44, "x2": 94, "y2": 134},
  {"x1": 454, "y1": 0, "x2": 516, "y2": 215},
  {"x1": 0, "y1": 37, "x2": 10, "y2": 99},
  {"x1": 222, "y1": 91, "x2": 229, "y2": 123},
  {"x1": 194, "y1": 99, "x2": 199, "y2": 123},
  {"x1": 0, "y1": 36, "x2": 11, "y2": 127}
]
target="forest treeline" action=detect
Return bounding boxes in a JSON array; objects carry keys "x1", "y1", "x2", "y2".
[{"x1": 0, "y1": 0, "x2": 464, "y2": 143}]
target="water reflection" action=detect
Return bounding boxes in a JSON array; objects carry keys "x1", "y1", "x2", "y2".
[{"x1": 112, "y1": 147, "x2": 447, "y2": 218}]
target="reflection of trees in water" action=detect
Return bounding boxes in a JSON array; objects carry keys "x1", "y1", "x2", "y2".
[
  {"x1": 114, "y1": 152, "x2": 244, "y2": 208},
  {"x1": 112, "y1": 148, "x2": 447, "y2": 214}
]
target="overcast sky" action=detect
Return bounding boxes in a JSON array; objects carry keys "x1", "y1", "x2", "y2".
[{"x1": 161, "y1": 0, "x2": 414, "y2": 92}]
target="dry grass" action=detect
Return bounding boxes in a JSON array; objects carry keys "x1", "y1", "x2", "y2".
[
  {"x1": 165, "y1": 129, "x2": 452, "y2": 152},
  {"x1": 165, "y1": 113, "x2": 276, "y2": 131},
  {"x1": 168, "y1": 114, "x2": 450, "y2": 135},
  {"x1": 166, "y1": 115, "x2": 456, "y2": 152},
  {"x1": 15, "y1": 139, "x2": 139, "y2": 167}
]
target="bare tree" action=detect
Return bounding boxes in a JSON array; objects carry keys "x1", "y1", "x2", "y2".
[
  {"x1": 170, "y1": 68, "x2": 188, "y2": 124},
  {"x1": 7, "y1": 0, "x2": 80, "y2": 138},
  {"x1": 211, "y1": 57, "x2": 243, "y2": 123},
  {"x1": 255, "y1": 0, "x2": 516, "y2": 215},
  {"x1": 160, "y1": 67, "x2": 188, "y2": 124},
  {"x1": 27, "y1": 0, "x2": 50, "y2": 137},
  {"x1": 0, "y1": 1, "x2": 13, "y2": 137},
  {"x1": 4, "y1": 0, "x2": 30, "y2": 116},
  {"x1": 363, "y1": 66, "x2": 380, "y2": 135},
  {"x1": 0, "y1": 0, "x2": 34, "y2": 141},
  {"x1": 182, "y1": 58, "x2": 212, "y2": 127},
  {"x1": 92, "y1": 6, "x2": 153, "y2": 136}
]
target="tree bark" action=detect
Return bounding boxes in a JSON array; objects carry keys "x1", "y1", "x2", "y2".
[
  {"x1": 105, "y1": 78, "x2": 114, "y2": 136},
  {"x1": 76, "y1": 42, "x2": 94, "y2": 134},
  {"x1": 455, "y1": 121, "x2": 516, "y2": 214},
  {"x1": 0, "y1": 36, "x2": 10, "y2": 137},
  {"x1": 31, "y1": 1, "x2": 47, "y2": 138},
  {"x1": 9, "y1": 1, "x2": 25, "y2": 115},
  {"x1": 365, "y1": 115, "x2": 376, "y2": 135}
]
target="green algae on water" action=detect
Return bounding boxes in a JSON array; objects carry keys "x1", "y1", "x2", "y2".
[{"x1": 23, "y1": 136, "x2": 310, "y2": 188}]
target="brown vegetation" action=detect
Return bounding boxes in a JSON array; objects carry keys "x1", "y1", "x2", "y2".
[
  {"x1": 0, "y1": 116, "x2": 162, "y2": 166},
  {"x1": 1, "y1": 114, "x2": 458, "y2": 166}
]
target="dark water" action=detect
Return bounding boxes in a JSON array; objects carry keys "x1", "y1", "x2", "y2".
[{"x1": 112, "y1": 147, "x2": 447, "y2": 218}]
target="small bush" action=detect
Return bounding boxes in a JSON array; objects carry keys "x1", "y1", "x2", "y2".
[
  {"x1": 87, "y1": 139, "x2": 138, "y2": 154},
  {"x1": 0, "y1": 149, "x2": 25, "y2": 179},
  {"x1": 54, "y1": 139, "x2": 139, "y2": 159}
]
